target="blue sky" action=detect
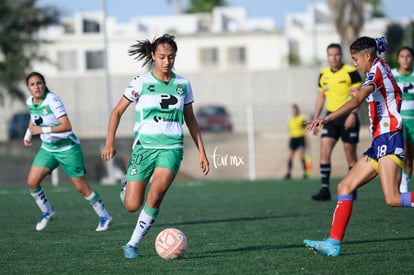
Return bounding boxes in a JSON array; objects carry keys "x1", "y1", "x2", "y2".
[{"x1": 37, "y1": 0, "x2": 413, "y2": 28}]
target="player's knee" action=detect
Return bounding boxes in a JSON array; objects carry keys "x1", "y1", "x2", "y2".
[
  {"x1": 27, "y1": 174, "x2": 41, "y2": 189},
  {"x1": 124, "y1": 201, "x2": 140, "y2": 212},
  {"x1": 27, "y1": 180, "x2": 38, "y2": 190}
]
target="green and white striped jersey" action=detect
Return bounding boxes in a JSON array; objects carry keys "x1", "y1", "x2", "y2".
[
  {"x1": 392, "y1": 68, "x2": 414, "y2": 119},
  {"x1": 26, "y1": 91, "x2": 79, "y2": 152},
  {"x1": 123, "y1": 71, "x2": 194, "y2": 149}
]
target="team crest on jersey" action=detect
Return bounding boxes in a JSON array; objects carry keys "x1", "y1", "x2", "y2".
[
  {"x1": 176, "y1": 84, "x2": 184, "y2": 95},
  {"x1": 42, "y1": 107, "x2": 48, "y2": 116},
  {"x1": 129, "y1": 166, "x2": 137, "y2": 176}
]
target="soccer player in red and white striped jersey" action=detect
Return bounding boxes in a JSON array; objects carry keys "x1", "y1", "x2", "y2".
[{"x1": 303, "y1": 36, "x2": 411, "y2": 257}]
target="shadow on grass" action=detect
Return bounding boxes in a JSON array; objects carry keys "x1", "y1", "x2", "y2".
[
  {"x1": 186, "y1": 236, "x2": 414, "y2": 259},
  {"x1": 188, "y1": 243, "x2": 304, "y2": 259},
  {"x1": 158, "y1": 214, "x2": 301, "y2": 227},
  {"x1": 342, "y1": 236, "x2": 414, "y2": 255}
]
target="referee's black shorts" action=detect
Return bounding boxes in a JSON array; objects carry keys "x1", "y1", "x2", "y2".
[
  {"x1": 289, "y1": 137, "x2": 305, "y2": 151},
  {"x1": 320, "y1": 112, "x2": 359, "y2": 143}
]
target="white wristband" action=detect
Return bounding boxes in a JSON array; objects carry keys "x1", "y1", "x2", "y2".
[
  {"x1": 24, "y1": 128, "x2": 32, "y2": 141},
  {"x1": 42, "y1": 127, "x2": 52, "y2": 134}
]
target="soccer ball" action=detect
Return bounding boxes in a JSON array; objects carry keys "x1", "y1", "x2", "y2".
[{"x1": 155, "y1": 228, "x2": 188, "y2": 260}]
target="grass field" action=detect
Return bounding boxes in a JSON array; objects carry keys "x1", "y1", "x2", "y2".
[{"x1": 1, "y1": 178, "x2": 414, "y2": 274}]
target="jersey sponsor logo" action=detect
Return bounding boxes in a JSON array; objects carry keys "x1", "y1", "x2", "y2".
[
  {"x1": 34, "y1": 115, "x2": 43, "y2": 125},
  {"x1": 56, "y1": 105, "x2": 65, "y2": 114},
  {"x1": 366, "y1": 72, "x2": 375, "y2": 82},
  {"x1": 395, "y1": 147, "x2": 404, "y2": 157},
  {"x1": 153, "y1": 116, "x2": 175, "y2": 123},
  {"x1": 402, "y1": 83, "x2": 414, "y2": 93},
  {"x1": 375, "y1": 101, "x2": 383, "y2": 114},
  {"x1": 160, "y1": 94, "x2": 178, "y2": 109},
  {"x1": 147, "y1": 85, "x2": 155, "y2": 92}
]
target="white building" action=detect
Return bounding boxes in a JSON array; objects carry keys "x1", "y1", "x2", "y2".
[
  {"x1": 1, "y1": 3, "x2": 408, "y2": 141},
  {"x1": 35, "y1": 6, "x2": 288, "y2": 78},
  {"x1": 285, "y1": 2, "x2": 394, "y2": 66}
]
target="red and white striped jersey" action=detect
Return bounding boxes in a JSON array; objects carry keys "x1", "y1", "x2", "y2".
[{"x1": 362, "y1": 57, "x2": 402, "y2": 138}]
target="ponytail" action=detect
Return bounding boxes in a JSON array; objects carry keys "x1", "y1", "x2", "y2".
[{"x1": 128, "y1": 34, "x2": 178, "y2": 67}]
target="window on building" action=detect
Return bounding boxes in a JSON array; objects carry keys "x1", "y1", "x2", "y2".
[
  {"x1": 63, "y1": 22, "x2": 75, "y2": 34},
  {"x1": 83, "y1": 19, "x2": 100, "y2": 33},
  {"x1": 86, "y1": 50, "x2": 104, "y2": 70},
  {"x1": 228, "y1": 47, "x2": 246, "y2": 66},
  {"x1": 57, "y1": 51, "x2": 77, "y2": 71},
  {"x1": 200, "y1": 47, "x2": 219, "y2": 67}
]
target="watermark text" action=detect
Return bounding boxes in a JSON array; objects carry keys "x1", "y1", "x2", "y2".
[{"x1": 210, "y1": 146, "x2": 245, "y2": 169}]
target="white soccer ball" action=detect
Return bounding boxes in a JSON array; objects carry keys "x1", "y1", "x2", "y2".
[{"x1": 155, "y1": 228, "x2": 188, "y2": 260}]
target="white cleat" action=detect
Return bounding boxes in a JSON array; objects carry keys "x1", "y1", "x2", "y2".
[
  {"x1": 96, "y1": 216, "x2": 113, "y2": 232},
  {"x1": 36, "y1": 210, "x2": 56, "y2": 231}
]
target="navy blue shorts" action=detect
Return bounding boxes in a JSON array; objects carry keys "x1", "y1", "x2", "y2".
[{"x1": 364, "y1": 131, "x2": 404, "y2": 162}]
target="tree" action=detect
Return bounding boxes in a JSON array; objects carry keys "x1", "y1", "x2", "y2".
[
  {"x1": 384, "y1": 22, "x2": 404, "y2": 67},
  {"x1": 366, "y1": 0, "x2": 385, "y2": 18},
  {"x1": 0, "y1": 0, "x2": 60, "y2": 105},
  {"x1": 402, "y1": 21, "x2": 414, "y2": 50},
  {"x1": 185, "y1": 0, "x2": 227, "y2": 14},
  {"x1": 327, "y1": 0, "x2": 364, "y2": 62}
]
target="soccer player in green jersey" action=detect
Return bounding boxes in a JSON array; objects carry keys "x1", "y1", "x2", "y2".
[
  {"x1": 24, "y1": 72, "x2": 112, "y2": 232},
  {"x1": 392, "y1": 47, "x2": 414, "y2": 192},
  {"x1": 101, "y1": 34, "x2": 210, "y2": 259}
]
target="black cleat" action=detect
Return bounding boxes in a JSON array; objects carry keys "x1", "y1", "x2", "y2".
[{"x1": 312, "y1": 187, "x2": 331, "y2": 201}]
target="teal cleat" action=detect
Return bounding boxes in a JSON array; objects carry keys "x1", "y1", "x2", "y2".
[
  {"x1": 304, "y1": 238, "x2": 341, "y2": 257},
  {"x1": 123, "y1": 244, "x2": 138, "y2": 259}
]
